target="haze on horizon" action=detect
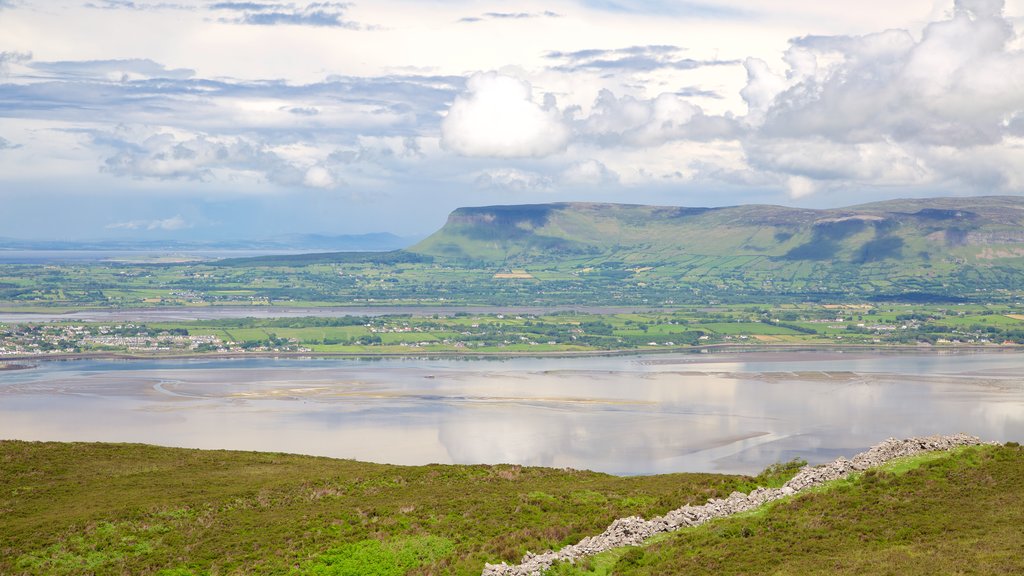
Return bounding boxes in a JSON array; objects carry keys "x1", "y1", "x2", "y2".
[{"x1": 1, "y1": 0, "x2": 1023, "y2": 241}]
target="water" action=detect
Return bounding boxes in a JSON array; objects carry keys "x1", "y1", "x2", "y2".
[
  {"x1": 2, "y1": 350, "x2": 1022, "y2": 475},
  {"x1": 0, "y1": 249, "x2": 307, "y2": 264},
  {"x1": 0, "y1": 305, "x2": 672, "y2": 323}
]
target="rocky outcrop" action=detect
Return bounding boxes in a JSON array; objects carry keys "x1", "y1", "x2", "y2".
[{"x1": 482, "y1": 434, "x2": 987, "y2": 576}]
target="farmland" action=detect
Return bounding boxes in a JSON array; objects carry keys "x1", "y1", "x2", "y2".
[{"x1": 3, "y1": 303, "x2": 1024, "y2": 359}]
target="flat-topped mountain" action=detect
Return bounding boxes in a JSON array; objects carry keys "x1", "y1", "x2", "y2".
[
  {"x1": 410, "y1": 196, "x2": 1024, "y2": 265},
  {"x1": 405, "y1": 196, "x2": 1024, "y2": 299}
]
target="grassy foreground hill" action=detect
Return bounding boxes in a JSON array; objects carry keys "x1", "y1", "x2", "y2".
[{"x1": 1, "y1": 441, "x2": 1022, "y2": 575}]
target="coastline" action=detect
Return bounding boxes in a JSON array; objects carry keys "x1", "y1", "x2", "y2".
[
  {"x1": 0, "y1": 304, "x2": 683, "y2": 323},
  {"x1": 0, "y1": 363, "x2": 34, "y2": 371},
  {"x1": 1, "y1": 341, "x2": 1019, "y2": 365}
]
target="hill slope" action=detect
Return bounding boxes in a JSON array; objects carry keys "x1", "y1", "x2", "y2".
[
  {"x1": 408, "y1": 196, "x2": 1024, "y2": 298},
  {"x1": 1, "y1": 441, "x2": 1021, "y2": 575}
]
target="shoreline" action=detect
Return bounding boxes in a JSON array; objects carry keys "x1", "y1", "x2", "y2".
[
  {"x1": 0, "y1": 304, "x2": 682, "y2": 322},
  {"x1": 0, "y1": 363, "x2": 34, "y2": 371},
  {"x1": 1, "y1": 342, "x2": 1020, "y2": 364}
]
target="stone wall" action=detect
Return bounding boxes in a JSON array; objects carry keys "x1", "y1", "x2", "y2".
[{"x1": 482, "y1": 434, "x2": 988, "y2": 576}]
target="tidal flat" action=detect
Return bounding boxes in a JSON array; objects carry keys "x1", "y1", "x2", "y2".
[{"x1": 2, "y1": 350, "x2": 1022, "y2": 475}]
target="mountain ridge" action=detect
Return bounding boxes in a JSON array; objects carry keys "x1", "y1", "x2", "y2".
[
  {"x1": 409, "y1": 195, "x2": 1024, "y2": 263},
  {"x1": 399, "y1": 195, "x2": 1024, "y2": 299}
]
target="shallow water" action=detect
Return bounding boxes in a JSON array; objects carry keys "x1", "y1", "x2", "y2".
[
  {"x1": 2, "y1": 351, "x2": 1022, "y2": 475},
  {"x1": 0, "y1": 305, "x2": 670, "y2": 323}
]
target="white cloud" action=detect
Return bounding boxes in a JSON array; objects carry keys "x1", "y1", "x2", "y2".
[
  {"x1": 785, "y1": 175, "x2": 817, "y2": 199},
  {"x1": 561, "y1": 159, "x2": 619, "y2": 186},
  {"x1": 727, "y1": 0, "x2": 1024, "y2": 195},
  {"x1": 441, "y1": 72, "x2": 569, "y2": 157},
  {"x1": 303, "y1": 165, "x2": 336, "y2": 188},
  {"x1": 575, "y1": 89, "x2": 738, "y2": 146},
  {"x1": 753, "y1": 2, "x2": 1023, "y2": 147},
  {"x1": 96, "y1": 129, "x2": 329, "y2": 188},
  {"x1": 106, "y1": 215, "x2": 189, "y2": 230},
  {"x1": 474, "y1": 167, "x2": 553, "y2": 191}
]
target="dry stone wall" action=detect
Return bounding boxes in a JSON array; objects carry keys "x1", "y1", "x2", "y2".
[{"x1": 482, "y1": 434, "x2": 988, "y2": 576}]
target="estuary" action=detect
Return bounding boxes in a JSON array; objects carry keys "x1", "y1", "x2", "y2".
[{"x1": 1, "y1": 350, "x2": 1022, "y2": 475}]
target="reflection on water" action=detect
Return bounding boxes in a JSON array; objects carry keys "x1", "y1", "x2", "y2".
[{"x1": 1, "y1": 351, "x2": 1023, "y2": 475}]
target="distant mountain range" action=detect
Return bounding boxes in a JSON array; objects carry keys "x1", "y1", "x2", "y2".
[{"x1": 0, "y1": 232, "x2": 418, "y2": 252}]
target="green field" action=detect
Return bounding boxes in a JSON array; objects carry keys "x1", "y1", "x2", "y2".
[{"x1": 2, "y1": 302, "x2": 1024, "y2": 358}]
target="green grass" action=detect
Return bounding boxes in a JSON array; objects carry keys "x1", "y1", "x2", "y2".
[
  {"x1": 0, "y1": 441, "x2": 752, "y2": 575},
  {"x1": 552, "y1": 444, "x2": 1024, "y2": 576},
  {"x1": 5, "y1": 442, "x2": 1019, "y2": 576}
]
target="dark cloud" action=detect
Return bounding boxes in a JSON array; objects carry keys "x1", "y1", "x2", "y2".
[
  {"x1": 458, "y1": 11, "x2": 560, "y2": 23},
  {"x1": 546, "y1": 45, "x2": 739, "y2": 72},
  {"x1": 0, "y1": 136, "x2": 20, "y2": 150},
  {"x1": 211, "y1": 1, "x2": 364, "y2": 28}
]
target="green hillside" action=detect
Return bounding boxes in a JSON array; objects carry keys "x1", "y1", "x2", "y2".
[
  {"x1": 408, "y1": 196, "x2": 1024, "y2": 298},
  {"x1": 2, "y1": 441, "x2": 1021, "y2": 575}
]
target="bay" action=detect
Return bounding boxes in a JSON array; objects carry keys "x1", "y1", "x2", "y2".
[{"x1": 1, "y1": 350, "x2": 1022, "y2": 475}]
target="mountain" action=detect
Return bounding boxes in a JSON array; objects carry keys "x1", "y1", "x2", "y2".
[{"x1": 407, "y1": 196, "x2": 1024, "y2": 298}]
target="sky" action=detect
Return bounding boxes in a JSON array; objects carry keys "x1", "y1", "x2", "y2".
[{"x1": 1, "y1": 0, "x2": 1023, "y2": 240}]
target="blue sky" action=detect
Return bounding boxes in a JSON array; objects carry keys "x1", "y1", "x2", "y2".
[{"x1": 1, "y1": 0, "x2": 1023, "y2": 240}]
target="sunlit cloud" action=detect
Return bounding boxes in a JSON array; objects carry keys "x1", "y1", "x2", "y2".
[{"x1": 106, "y1": 215, "x2": 190, "y2": 230}]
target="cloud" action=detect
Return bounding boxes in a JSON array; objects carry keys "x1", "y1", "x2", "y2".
[
  {"x1": 0, "y1": 136, "x2": 20, "y2": 150},
  {"x1": 28, "y1": 58, "x2": 195, "y2": 81},
  {"x1": 580, "y1": 0, "x2": 748, "y2": 18},
  {"x1": 546, "y1": 45, "x2": 739, "y2": 73},
  {"x1": 0, "y1": 51, "x2": 31, "y2": 75},
  {"x1": 751, "y1": 3, "x2": 1023, "y2": 147},
  {"x1": 474, "y1": 168, "x2": 552, "y2": 191},
  {"x1": 96, "y1": 129, "x2": 313, "y2": 186},
  {"x1": 0, "y1": 61, "x2": 461, "y2": 136},
  {"x1": 441, "y1": 72, "x2": 569, "y2": 157},
  {"x1": 574, "y1": 89, "x2": 740, "y2": 146},
  {"x1": 84, "y1": 0, "x2": 190, "y2": 10},
  {"x1": 561, "y1": 159, "x2": 619, "y2": 186},
  {"x1": 302, "y1": 165, "x2": 336, "y2": 188},
  {"x1": 106, "y1": 215, "x2": 189, "y2": 231},
  {"x1": 785, "y1": 175, "x2": 817, "y2": 199},
  {"x1": 458, "y1": 11, "x2": 560, "y2": 23},
  {"x1": 734, "y1": 0, "x2": 1024, "y2": 196},
  {"x1": 211, "y1": 1, "x2": 365, "y2": 28}
]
